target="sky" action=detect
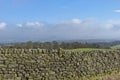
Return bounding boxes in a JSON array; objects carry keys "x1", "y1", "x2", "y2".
[{"x1": 1, "y1": 0, "x2": 120, "y2": 42}]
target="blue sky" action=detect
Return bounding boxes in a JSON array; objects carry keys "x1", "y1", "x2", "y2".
[
  {"x1": 0, "y1": 0, "x2": 120, "y2": 22},
  {"x1": 1, "y1": 0, "x2": 120, "y2": 42}
]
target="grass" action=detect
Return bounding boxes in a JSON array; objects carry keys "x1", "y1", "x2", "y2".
[
  {"x1": 66, "y1": 48, "x2": 113, "y2": 52},
  {"x1": 104, "y1": 74, "x2": 120, "y2": 80}
]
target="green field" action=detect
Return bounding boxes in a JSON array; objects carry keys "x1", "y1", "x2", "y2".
[
  {"x1": 66, "y1": 48, "x2": 112, "y2": 51},
  {"x1": 111, "y1": 45, "x2": 120, "y2": 49},
  {"x1": 0, "y1": 48, "x2": 119, "y2": 80}
]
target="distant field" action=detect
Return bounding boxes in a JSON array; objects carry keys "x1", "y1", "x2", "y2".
[{"x1": 111, "y1": 45, "x2": 120, "y2": 49}]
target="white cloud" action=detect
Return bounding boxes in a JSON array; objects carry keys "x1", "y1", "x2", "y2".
[
  {"x1": 16, "y1": 24, "x2": 23, "y2": 27},
  {"x1": 114, "y1": 10, "x2": 120, "y2": 13},
  {"x1": 72, "y1": 19, "x2": 81, "y2": 24},
  {"x1": 106, "y1": 20, "x2": 120, "y2": 30},
  {"x1": 25, "y1": 22, "x2": 44, "y2": 27},
  {"x1": 0, "y1": 22, "x2": 7, "y2": 30},
  {"x1": 62, "y1": 18, "x2": 81, "y2": 24}
]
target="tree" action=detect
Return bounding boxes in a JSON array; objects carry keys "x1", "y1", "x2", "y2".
[{"x1": 52, "y1": 41, "x2": 59, "y2": 49}]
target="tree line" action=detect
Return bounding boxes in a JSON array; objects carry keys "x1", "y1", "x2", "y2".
[{"x1": 0, "y1": 41, "x2": 103, "y2": 49}]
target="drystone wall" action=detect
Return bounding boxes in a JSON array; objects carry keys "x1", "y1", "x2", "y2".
[{"x1": 0, "y1": 49, "x2": 120, "y2": 80}]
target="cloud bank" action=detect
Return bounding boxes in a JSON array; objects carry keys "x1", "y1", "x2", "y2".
[{"x1": 1, "y1": 19, "x2": 120, "y2": 42}]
